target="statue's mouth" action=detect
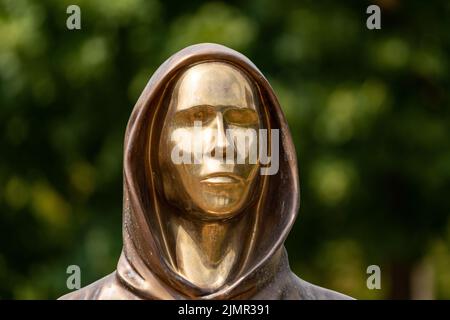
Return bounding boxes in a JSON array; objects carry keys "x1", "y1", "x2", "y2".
[{"x1": 200, "y1": 173, "x2": 243, "y2": 185}]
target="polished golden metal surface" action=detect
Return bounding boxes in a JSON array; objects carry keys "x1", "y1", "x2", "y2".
[
  {"x1": 58, "y1": 43, "x2": 353, "y2": 300},
  {"x1": 158, "y1": 62, "x2": 262, "y2": 289},
  {"x1": 159, "y1": 62, "x2": 261, "y2": 218}
]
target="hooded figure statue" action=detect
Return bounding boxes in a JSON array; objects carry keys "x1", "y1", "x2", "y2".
[{"x1": 59, "y1": 43, "x2": 352, "y2": 300}]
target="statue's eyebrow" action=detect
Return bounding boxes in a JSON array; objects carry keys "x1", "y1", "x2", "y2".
[
  {"x1": 174, "y1": 105, "x2": 256, "y2": 118},
  {"x1": 175, "y1": 104, "x2": 214, "y2": 113}
]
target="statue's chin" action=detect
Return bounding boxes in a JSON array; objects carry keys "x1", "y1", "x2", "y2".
[{"x1": 190, "y1": 197, "x2": 247, "y2": 221}]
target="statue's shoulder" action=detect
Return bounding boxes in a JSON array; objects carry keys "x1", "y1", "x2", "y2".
[
  {"x1": 286, "y1": 272, "x2": 355, "y2": 300},
  {"x1": 58, "y1": 272, "x2": 122, "y2": 300}
]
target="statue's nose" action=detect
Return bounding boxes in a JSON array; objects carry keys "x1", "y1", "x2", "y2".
[{"x1": 211, "y1": 113, "x2": 232, "y2": 159}]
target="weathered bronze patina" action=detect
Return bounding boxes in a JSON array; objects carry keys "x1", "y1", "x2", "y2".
[{"x1": 59, "y1": 43, "x2": 352, "y2": 300}]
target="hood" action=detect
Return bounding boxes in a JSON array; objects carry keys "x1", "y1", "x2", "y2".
[{"x1": 116, "y1": 43, "x2": 300, "y2": 299}]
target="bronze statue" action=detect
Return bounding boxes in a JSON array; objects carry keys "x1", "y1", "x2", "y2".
[{"x1": 59, "y1": 43, "x2": 352, "y2": 300}]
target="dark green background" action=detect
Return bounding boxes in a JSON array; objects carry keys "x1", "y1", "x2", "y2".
[{"x1": 1, "y1": 0, "x2": 449, "y2": 299}]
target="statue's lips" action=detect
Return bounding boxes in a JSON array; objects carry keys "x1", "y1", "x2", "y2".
[{"x1": 200, "y1": 173, "x2": 243, "y2": 185}]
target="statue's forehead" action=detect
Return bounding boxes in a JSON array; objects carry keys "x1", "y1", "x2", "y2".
[{"x1": 172, "y1": 62, "x2": 257, "y2": 111}]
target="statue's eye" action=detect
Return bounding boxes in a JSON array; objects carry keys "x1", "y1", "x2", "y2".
[
  {"x1": 192, "y1": 110, "x2": 209, "y2": 122},
  {"x1": 174, "y1": 106, "x2": 216, "y2": 126},
  {"x1": 223, "y1": 108, "x2": 258, "y2": 126}
]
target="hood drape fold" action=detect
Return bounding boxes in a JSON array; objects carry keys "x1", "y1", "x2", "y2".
[{"x1": 117, "y1": 43, "x2": 300, "y2": 299}]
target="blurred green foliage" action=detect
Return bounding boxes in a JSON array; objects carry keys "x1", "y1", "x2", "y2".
[{"x1": 0, "y1": 0, "x2": 449, "y2": 299}]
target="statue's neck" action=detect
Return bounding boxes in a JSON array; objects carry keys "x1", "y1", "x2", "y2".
[{"x1": 170, "y1": 214, "x2": 248, "y2": 291}]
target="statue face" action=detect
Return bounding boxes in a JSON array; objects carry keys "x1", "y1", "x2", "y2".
[{"x1": 159, "y1": 62, "x2": 262, "y2": 219}]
